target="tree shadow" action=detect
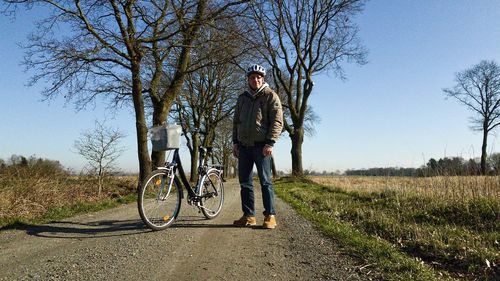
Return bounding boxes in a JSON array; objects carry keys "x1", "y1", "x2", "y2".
[
  {"x1": 171, "y1": 215, "x2": 235, "y2": 228},
  {"x1": 170, "y1": 223, "x2": 236, "y2": 228},
  {"x1": 3, "y1": 219, "x2": 149, "y2": 239},
  {"x1": 171, "y1": 216, "x2": 271, "y2": 229},
  {"x1": 1, "y1": 215, "x2": 252, "y2": 237}
]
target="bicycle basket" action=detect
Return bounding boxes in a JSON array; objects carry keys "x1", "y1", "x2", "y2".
[{"x1": 150, "y1": 123, "x2": 182, "y2": 151}]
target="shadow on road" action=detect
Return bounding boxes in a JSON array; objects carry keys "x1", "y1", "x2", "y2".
[
  {"x1": 169, "y1": 216, "x2": 235, "y2": 229},
  {"x1": 1, "y1": 209, "x2": 247, "y2": 239},
  {"x1": 2, "y1": 216, "x2": 241, "y2": 238},
  {"x1": 171, "y1": 223, "x2": 236, "y2": 228},
  {"x1": 171, "y1": 216, "x2": 269, "y2": 230},
  {"x1": 3, "y1": 219, "x2": 149, "y2": 239}
]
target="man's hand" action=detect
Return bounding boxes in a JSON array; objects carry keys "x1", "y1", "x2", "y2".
[
  {"x1": 263, "y1": 144, "x2": 273, "y2": 157},
  {"x1": 233, "y1": 144, "x2": 239, "y2": 157}
]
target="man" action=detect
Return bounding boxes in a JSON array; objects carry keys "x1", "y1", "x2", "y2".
[{"x1": 232, "y1": 64, "x2": 283, "y2": 229}]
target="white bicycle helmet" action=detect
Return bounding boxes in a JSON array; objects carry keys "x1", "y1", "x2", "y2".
[{"x1": 246, "y1": 64, "x2": 266, "y2": 77}]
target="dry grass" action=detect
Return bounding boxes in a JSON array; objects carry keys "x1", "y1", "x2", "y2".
[
  {"x1": 309, "y1": 175, "x2": 500, "y2": 201},
  {"x1": 277, "y1": 175, "x2": 500, "y2": 279},
  {"x1": 0, "y1": 166, "x2": 137, "y2": 227}
]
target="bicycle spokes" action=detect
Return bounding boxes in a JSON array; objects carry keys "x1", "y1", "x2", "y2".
[
  {"x1": 199, "y1": 170, "x2": 224, "y2": 219},
  {"x1": 138, "y1": 170, "x2": 181, "y2": 230}
]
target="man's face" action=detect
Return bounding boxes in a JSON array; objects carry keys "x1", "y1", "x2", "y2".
[{"x1": 248, "y1": 73, "x2": 264, "y2": 90}]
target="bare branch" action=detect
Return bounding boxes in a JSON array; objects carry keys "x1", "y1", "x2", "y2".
[{"x1": 443, "y1": 60, "x2": 500, "y2": 175}]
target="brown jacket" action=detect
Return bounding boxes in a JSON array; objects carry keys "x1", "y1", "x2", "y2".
[{"x1": 233, "y1": 86, "x2": 283, "y2": 146}]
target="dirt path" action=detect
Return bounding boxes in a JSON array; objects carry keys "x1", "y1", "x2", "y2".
[{"x1": 0, "y1": 179, "x2": 378, "y2": 280}]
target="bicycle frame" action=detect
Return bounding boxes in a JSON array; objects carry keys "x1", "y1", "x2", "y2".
[
  {"x1": 160, "y1": 147, "x2": 222, "y2": 206},
  {"x1": 138, "y1": 130, "x2": 225, "y2": 230}
]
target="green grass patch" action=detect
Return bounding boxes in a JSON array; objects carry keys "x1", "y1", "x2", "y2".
[{"x1": 275, "y1": 177, "x2": 500, "y2": 280}]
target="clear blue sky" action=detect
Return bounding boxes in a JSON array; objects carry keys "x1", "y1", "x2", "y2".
[{"x1": 2, "y1": 1, "x2": 500, "y2": 174}]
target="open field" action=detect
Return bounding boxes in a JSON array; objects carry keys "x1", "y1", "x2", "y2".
[
  {"x1": 2, "y1": 162, "x2": 499, "y2": 279},
  {"x1": 275, "y1": 176, "x2": 500, "y2": 280},
  {"x1": 309, "y1": 176, "x2": 500, "y2": 200}
]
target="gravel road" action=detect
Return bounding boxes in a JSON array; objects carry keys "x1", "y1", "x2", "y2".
[{"x1": 0, "y1": 179, "x2": 379, "y2": 280}]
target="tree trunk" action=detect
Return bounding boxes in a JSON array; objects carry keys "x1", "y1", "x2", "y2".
[
  {"x1": 233, "y1": 161, "x2": 238, "y2": 178},
  {"x1": 190, "y1": 134, "x2": 200, "y2": 182},
  {"x1": 131, "y1": 62, "x2": 151, "y2": 186},
  {"x1": 151, "y1": 151, "x2": 165, "y2": 170},
  {"x1": 98, "y1": 166, "x2": 103, "y2": 197},
  {"x1": 151, "y1": 101, "x2": 173, "y2": 169},
  {"x1": 290, "y1": 127, "x2": 304, "y2": 177},
  {"x1": 223, "y1": 149, "x2": 230, "y2": 179},
  {"x1": 481, "y1": 127, "x2": 488, "y2": 175}
]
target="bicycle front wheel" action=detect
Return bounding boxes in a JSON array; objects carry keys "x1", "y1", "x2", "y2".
[
  {"x1": 200, "y1": 169, "x2": 224, "y2": 219},
  {"x1": 138, "y1": 170, "x2": 182, "y2": 230}
]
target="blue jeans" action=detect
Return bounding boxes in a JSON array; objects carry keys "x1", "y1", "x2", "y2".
[{"x1": 238, "y1": 145, "x2": 275, "y2": 216}]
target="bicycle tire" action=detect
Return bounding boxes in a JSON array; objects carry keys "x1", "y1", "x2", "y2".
[
  {"x1": 138, "y1": 169, "x2": 182, "y2": 230},
  {"x1": 199, "y1": 169, "x2": 224, "y2": 219}
]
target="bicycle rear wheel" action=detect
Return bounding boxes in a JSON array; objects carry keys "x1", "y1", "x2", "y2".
[
  {"x1": 200, "y1": 170, "x2": 224, "y2": 219},
  {"x1": 138, "y1": 169, "x2": 182, "y2": 230}
]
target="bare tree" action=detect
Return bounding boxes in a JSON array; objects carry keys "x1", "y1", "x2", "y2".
[
  {"x1": 250, "y1": 0, "x2": 367, "y2": 176},
  {"x1": 145, "y1": 0, "x2": 248, "y2": 169},
  {"x1": 74, "y1": 120, "x2": 126, "y2": 196},
  {"x1": 4, "y1": 0, "x2": 249, "y2": 186},
  {"x1": 4, "y1": 0, "x2": 170, "y2": 185},
  {"x1": 443, "y1": 60, "x2": 500, "y2": 175},
  {"x1": 174, "y1": 62, "x2": 242, "y2": 181},
  {"x1": 212, "y1": 117, "x2": 237, "y2": 178},
  {"x1": 170, "y1": 16, "x2": 249, "y2": 181}
]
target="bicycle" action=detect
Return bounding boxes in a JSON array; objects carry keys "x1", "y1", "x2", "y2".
[{"x1": 138, "y1": 127, "x2": 224, "y2": 231}]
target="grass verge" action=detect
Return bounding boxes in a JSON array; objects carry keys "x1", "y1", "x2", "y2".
[
  {"x1": 274, "y1": 177, "x2": 500, "y2": 280},
  {"x1": 0, "y1": 194, "x2": 137, "y2": 230},
  {"x1": 0, "y1": 174, "x2": 138, "y2": 230}
]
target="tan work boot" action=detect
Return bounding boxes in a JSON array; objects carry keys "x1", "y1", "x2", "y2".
[
  {"x1": 262, "y1": 215, "x2": 277, "y2": 229},
  {"x1": 233, "y1": 215, "x2": 257, "y2": 227}
]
